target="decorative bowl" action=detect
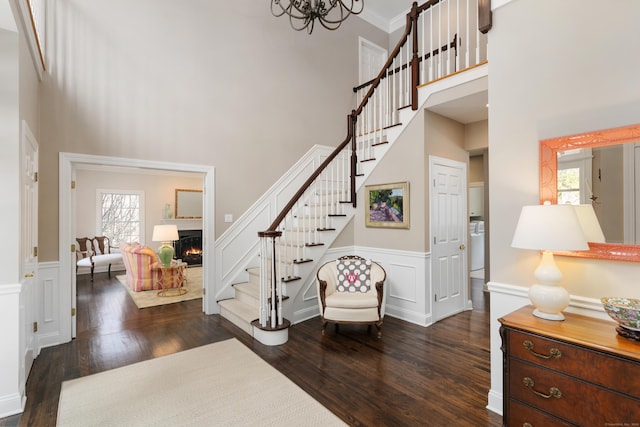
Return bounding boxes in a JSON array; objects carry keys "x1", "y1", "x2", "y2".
[{"x1": 601, "y1": 297, "x2": 640, "y2": 331}]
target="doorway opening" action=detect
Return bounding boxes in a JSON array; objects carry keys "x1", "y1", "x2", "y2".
[{"x1": 59, "y1": 153, "x2": 215, "y2": 340}]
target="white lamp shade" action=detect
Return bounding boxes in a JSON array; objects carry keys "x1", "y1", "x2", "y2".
[
  {"x1": 573, "y1": 204, "x2": 605, "y2": 243},
  {"x1": 152, "y1": 224, "x2": 179, "y2": 242},
  {"x1": 511, "y1": 204, "x2": 589, "y2": 251}
]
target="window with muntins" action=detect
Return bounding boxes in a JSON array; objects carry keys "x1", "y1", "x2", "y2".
[{"x1": 98, "y1": 190, "x2": 144, "y2": 245}]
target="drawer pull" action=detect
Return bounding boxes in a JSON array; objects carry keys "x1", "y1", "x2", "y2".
[
  {"x1": 523, "y1": 377, "x2": 562, "y2": 399},
  {"x1": 523, "y1": 340, "x2": 562, "y2": 359},
  {"x1": 523, "y1": 424, "x2": 533, "y2": 427}
]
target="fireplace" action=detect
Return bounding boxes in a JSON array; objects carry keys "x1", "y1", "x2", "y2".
[{"x1": 175, "y1": 229, "x2": 202, "y2": 266}]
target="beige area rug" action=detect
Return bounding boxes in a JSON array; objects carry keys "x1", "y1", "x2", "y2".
[
  {"x1": 57, "y1": 338, "x2": 346, "y2": 427},
  {"x1": 116, "y1": 266, "x2": 202, "y2": 309}
]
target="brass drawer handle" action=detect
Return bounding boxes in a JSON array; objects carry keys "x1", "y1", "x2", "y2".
[
  {"x1": 523, "y1": 340, "x2": 562, "y2": 359},
  {"x1": 523, "y1": 424, "x2": 533, "y2": 427},
  {"x1": 523, "y1": 377, "x2": 562, "y2": 399}
]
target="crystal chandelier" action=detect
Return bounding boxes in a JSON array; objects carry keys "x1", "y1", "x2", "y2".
[{"x1": 271, "y1": 0, "x2": 364, "y2": 34}]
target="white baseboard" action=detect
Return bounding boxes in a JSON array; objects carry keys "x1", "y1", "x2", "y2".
[
  {"x1": 486, "y1": 389, "x2": 503, "y2": 416},
  {"x1": 0, "y1": 391, "x2": 25, "y2": 419}
]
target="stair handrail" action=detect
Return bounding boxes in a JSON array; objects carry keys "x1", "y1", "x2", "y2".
[
  {"x1": 263, "y1": 113, "x2": 357, "y2": 233},
  {"x1": 262, "y1": 1, "x2": 429, "y2": 235}
]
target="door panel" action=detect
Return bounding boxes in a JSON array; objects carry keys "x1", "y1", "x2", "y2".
[
  {"x1": 430, "y1": 157, "x2": 467, "y2": 322},
  {"x1": 21, "y1": 121, "x2": 38, "y2": 381}
]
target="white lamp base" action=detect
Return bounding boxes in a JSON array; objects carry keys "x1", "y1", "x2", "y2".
[
  {"x1": 529, "y1": 251, "x2": 569, "y2": 321},
  {"x1": 528, "y1": 283, "x2": 569, "y2": 321}
]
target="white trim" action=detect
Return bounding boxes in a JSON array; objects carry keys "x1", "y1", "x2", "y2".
[
  {"x1": 492, "y1": 0, "x2": 516, "y2": 11},
  {"x1": 9, "y1": 0, "x2": 44, "y2": 79},
  {"x1": 0, "y1": 283, "x2": 21, "y2": 295},
  {"x1": 358, "y1": 9, "x2": 392, "y2": 33},
  {"x1": 389, "y1": 11, "x2": 410, "y2": 34},
  {"x1": 59, "y1": 153, "x2": 215, "y2": 344}
]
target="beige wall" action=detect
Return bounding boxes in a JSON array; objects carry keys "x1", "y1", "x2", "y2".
[
  {"x1": 37, "y1": 1, "x2": 388, "y2": 261},
  {"x1": 490, "y1": 0, "x2": 640, "y2": 299},
  {"x1": 353, "y1": 107, "x2": 479, "y2": 253},
  {"x1": 465, "y1": 120, "x2": 488, "y2": 153},
  {"x1": 75, "y1": 169, "x2": 203, "y2": 246},
  {"x1": 469, "y1": 155, "x2": 484, "y2": 183},
  {"x1": 354, "y1": 108, "x2": 427, "y2": 252}
]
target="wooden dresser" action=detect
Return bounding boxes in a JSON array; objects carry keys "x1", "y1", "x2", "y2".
[{"x1": 499, "y1": 306, "x2": 640, "y2": 427}]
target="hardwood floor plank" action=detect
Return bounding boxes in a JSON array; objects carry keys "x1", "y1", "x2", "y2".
[{"x1": 0, "y1": 274, "x2": 501, "y2": 427}]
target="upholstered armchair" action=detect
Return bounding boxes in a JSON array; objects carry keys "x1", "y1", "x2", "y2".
[
  {"x1": 316, "y1": 255, "x2": 386, "y2": 338},
  {"x1": 76, "y1": 236, "x2": 123, "y2": 280},
  {"x1": 119, "y1": 243, "x2": 186, "y2": 292}
]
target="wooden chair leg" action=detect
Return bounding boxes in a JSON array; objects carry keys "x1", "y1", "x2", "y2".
[{"x1": 90, "y1": 266, "x2": 94, "y2": 281}]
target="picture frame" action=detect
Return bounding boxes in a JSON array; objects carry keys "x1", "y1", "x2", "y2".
[{"x1": 365, "y1": 182, "x2": 409, "y2": 229}]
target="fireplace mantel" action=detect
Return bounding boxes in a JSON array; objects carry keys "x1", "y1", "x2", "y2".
[{"x1": 160, "y1": 219, "x2": 202, "y2": 231}]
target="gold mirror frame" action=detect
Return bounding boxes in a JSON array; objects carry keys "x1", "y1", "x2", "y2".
[
  {"x1": 175, "y1": 189, "x2": 203, "y2": 219},
  {"x1": 540, "y1": 123, "x2": 640, "y2": 262}
]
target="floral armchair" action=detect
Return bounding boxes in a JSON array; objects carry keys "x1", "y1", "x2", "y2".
[
  {"x1": 316, "y1": 255, "x2": 386, "y2": 338},
  {"x1": 119, "y1": 243, "x2": 186, "y2": 292}
]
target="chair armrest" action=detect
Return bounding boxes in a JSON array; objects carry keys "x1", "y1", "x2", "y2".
[{"x1": 375, "y1": 280, "x2": 384, "y2": 316}]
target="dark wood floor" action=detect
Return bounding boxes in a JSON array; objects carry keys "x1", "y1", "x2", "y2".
[{"x1": 2, "y1": 272, "x2": 501, "y2": 427}]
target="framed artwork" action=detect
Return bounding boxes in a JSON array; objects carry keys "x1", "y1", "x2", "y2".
[{"x1": 365, "y1": 182, "x2": 409, "y2": 229}]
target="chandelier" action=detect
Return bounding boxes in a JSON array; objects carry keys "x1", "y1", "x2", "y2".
[{"x1": 271, "y1": 0, "x2": 364, "y2": 34}]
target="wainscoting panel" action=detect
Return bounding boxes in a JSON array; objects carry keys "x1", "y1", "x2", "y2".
[
  {"x1": 388, "y1": 262, "x2": 417, "y2": 302},
  {"x1": 0, "y1": 283, "x2": 23, "y2": 418},
  {"x1": 355, "y1": 247, "x2": 431, "y2": 327},
  {"x1": 37, "y1": 262, "x2": 64, "y2": 350}
]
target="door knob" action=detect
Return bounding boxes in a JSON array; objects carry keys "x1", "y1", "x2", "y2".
[{"x1": 459, "y1": 244, "x2": 466, "y2": 250}]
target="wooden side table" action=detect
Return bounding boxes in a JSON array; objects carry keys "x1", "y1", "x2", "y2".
[
  {"x1": 499, "y1": 305, "x2": 640, "y2": 426},
  {"x1": 157, "y1": 263, "x2": 187, "y2": 297}
]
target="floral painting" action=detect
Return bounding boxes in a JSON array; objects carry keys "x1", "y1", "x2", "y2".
[{"x1": 365, "y1": 182, "x2": 409, "y2": 229}]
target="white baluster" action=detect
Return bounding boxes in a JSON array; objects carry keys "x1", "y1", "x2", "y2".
[{"x1": 429, "y1": 8, "x2": 433, "y2": 82}]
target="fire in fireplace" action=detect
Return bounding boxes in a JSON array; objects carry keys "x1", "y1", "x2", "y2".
[{"x1": 175, "y1": 229, "x2": 202, "y2": 266}]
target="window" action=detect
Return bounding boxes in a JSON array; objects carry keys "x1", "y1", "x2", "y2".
[
  {"x1": 557, "y1": 149, "x2": 593, "y2": 205},
  {"x1": 557, "y1": 167, "x2": 581, "y2": 205},
  {"x1": 98, "y1": 190, "x2": 144, "y2": 245}
]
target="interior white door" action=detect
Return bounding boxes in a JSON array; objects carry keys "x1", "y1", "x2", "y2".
[
  {"x1": 430, "y1": 156, "x2": 467, "y2": 322},
  {"x1": 359, "y1": 37, "x2": 387, "y2": 84},
  {"x1": 21, "y1": 122, "x2": 39, "y2": 379}
]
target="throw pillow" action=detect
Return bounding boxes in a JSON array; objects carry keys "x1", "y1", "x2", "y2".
[{"x1": 336, "y1": 258, "x2": 371, "y2": 293}]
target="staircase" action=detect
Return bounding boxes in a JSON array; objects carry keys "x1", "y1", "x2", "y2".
[{"x1": 215, "y1": 0, "x2": 489, "y2": 345}]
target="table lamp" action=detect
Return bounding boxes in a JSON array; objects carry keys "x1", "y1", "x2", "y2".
[
  {"x1": 511, "y1": 203, "x2": 589, "y2": 320},
  {"x1": 573, "y1": 204, "x2": 605, "y2": 243},
  {"x1": 152, "y1": 224, "x2": 179, "y2": 267}
]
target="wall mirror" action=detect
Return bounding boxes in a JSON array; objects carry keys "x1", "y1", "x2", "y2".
[
  {"x1": 540, "y1": 123, "x2": 640, "y2": 262},
  {"x1": 175, "y1": 189, "x2": 203, "y2": 219}
]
